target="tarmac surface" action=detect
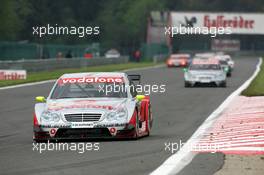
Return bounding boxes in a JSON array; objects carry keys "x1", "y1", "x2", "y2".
[{"x1": 0, "y1": 56, "x2": 258, "y2": 175}]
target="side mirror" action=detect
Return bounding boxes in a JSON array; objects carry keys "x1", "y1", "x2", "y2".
[
  {"x1": 224, "y1": 67, "x2": 229, "y2": 72},
  {"x1": 35, "y1": 96, "x2": 46, "y2": 103},
  {"x1": 183, "y1": 68, "x2": 188, "y2": 72},
  {"x1": 136, "y1": 95, "x2": 145, "y2": 101}
]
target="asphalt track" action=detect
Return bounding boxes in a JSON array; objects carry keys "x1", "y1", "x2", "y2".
[{"x1": 0, "y1": 56, "x2": 258, "y2": 175}]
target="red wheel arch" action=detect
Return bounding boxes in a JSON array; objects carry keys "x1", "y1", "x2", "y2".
[{"x1": 33, "y1": 113, "x2": 39, "y2": 126}]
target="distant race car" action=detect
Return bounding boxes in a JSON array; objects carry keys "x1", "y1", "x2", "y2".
[
  {"x1": 33, "y1": 72, "x2": 153, "y2": 141},
  {"x1": 166, "y1": 54, "x2": 191, "y2": 67},
  {"x1": 184, "y1": 58, "x2": 227, "y2": 87},
  {"x1": 220, "y1": 55, "x2": 235, "y2": 70},
  {"x1": 105, "y1": 49, "x2": 121, "y2": 58},
  {"x1": 215, "y1": 55, "x2": 234, "y2": 77},
  {"x1": 219, "y1": 59, "x2": 232, "y2": 77}
]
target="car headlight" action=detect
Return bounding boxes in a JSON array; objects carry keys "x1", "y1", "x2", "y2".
[
  {"x1": 41, "y1": 111, "x2": 61, "y2": 122},
  {"x1": 106, "y1": 108, "x2": 127, "y2": 121},
  {"x1": 106, "y1": 112, "x2": 116, "y2": 120}
]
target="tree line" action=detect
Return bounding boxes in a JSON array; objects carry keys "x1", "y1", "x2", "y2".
[{"x1": 0, "y1": 0, "x2": 263, "y2": 50}]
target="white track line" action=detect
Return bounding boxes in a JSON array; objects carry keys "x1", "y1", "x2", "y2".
[
  {"x1": 0, "y1": 64, "x2": 165, "y2": 90},
  {"x1": 0, "y1": 80, "x2": 56, "y2": 90},
  {"x1": 150, "y1": 57, "x2": 262, "y2": 175}
]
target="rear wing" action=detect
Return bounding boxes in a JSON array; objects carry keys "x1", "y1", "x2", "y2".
[{"x1": 128, "y1": 74, "x2": 141, "y2": 84}]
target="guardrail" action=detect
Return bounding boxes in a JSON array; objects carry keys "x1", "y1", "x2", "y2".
[
  {"x1": 0, "y1": 57, "x2": 129, "y2": 72},
  {"x1": 153, "y1": 54, "x2": 168, "y2": 63}
]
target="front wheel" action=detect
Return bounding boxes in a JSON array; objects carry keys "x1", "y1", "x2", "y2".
[
  {"x1": 133, "y1": 110, "x2": 140, "y2": 139},
  {"x1": 220, "y1": 81, "x2": 227, "y2": 87},
  {"x1": 185, "y1": 81, "x2": 191, "y2": 88},
  {"x1": 147, "y1": 104, "x2": 153, "y2": 136}
]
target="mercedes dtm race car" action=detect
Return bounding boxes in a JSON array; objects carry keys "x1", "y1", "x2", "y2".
[
  {"x1": 166, "y1": 54, "x2": 191, "y2": 67},
  {"x1": 218, "y1": 59, "x2": 232, "y2": 77},
  {"x1": 184, "y1": 58, "x2": 227, "y2": 87},
  {"x1": 215, "y1": 55, "x2": 234, "y2": 77},
  {"x1": 33, "y1": 72, "x2": 153, "y2": 141},
  {"x1": 215, "y1": 54, "x2": 234, "y2": 68},
  {"x1": 224, "y1": 55, "x2": 235, "y2": 70}
]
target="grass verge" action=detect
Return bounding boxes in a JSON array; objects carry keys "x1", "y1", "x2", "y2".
[
  {"x1": 241, "y1": 58, "x2": 264, "y2": 96},
  {"x1": 0, "y1": 62, "x2": 159, "y2": 87}
]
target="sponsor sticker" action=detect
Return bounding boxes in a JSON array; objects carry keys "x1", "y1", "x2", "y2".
[{"x1": 71, "y1": 123, "x2": 94, "y2": 128}]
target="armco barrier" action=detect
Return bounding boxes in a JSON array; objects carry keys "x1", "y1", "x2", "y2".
[
  {"x1": 153, "y1": 54, "x2": 168, "y2": 63},
  {"x1": 0, "y1": 57, "x2": 129, "y2": 72}
]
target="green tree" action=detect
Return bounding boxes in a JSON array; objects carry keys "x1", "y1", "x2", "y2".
[{"x1": 0, "y1": 0, "x2": 19, "y2": 40}]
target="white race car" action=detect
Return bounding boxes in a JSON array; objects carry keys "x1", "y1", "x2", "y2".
[
  {"x1": 184, "y1": 58, "x2": 227, "y2": 87},
  {"x1": 105, "y1": 49, "x2": 121, "y2": 58},
  {"x1": 33, "y1": 72, "x2": 153, "y2": 141},
  {"x1": 215, "y1": 54, "x2": 235, "y2": 70}
]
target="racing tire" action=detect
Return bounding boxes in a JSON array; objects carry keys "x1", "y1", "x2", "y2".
[
  {"x1": 33, "y1": 133, "x2": 42, "y2": 143},
  {"x1": 133, "y1": 109, "x2": 140, "y2": 140},
  {"x1": 220, "y1": 81, "x2": 227, "y2": 88},
  {"x1": 184, "y1": 81, "x2": 191, "y2": 88},
  {"x1": 147, "y1": 104, "x2": 153, "y2": 136}
]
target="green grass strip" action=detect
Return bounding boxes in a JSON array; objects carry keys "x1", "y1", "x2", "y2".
[
  {"x1": 241, "y1": 58, "x2": 264, "y2": 96},
  {"x1": 0, "y1": 62, "x2": 159, "y2": 87}
]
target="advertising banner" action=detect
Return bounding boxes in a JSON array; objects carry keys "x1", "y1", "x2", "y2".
[
  {"x1": 0, "y1": 70, "x2": 27, "y2": 80},
  {"x1": 171, "y1": 12, "x2": 264, "y2": 34}
]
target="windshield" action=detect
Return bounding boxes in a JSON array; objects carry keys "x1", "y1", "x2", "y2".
[
  {"x1": 189, "y1": 64, "x2": 221, "y2": 70},
  {"x1": 51, "y1": 82, "x2": 127, "y2": 99},
  {"x1": 106, "y1": 49, "x2": 119, "y2": 55},
  {"x1": 171, "y1": 55, "x2": 189, "y2": 59},
  {"x1": 172, "y1": 57, "x2": 187, "y2": 60},
  {"x1": 219, "y1": 60, "x2": 228, "y2": 65}
]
